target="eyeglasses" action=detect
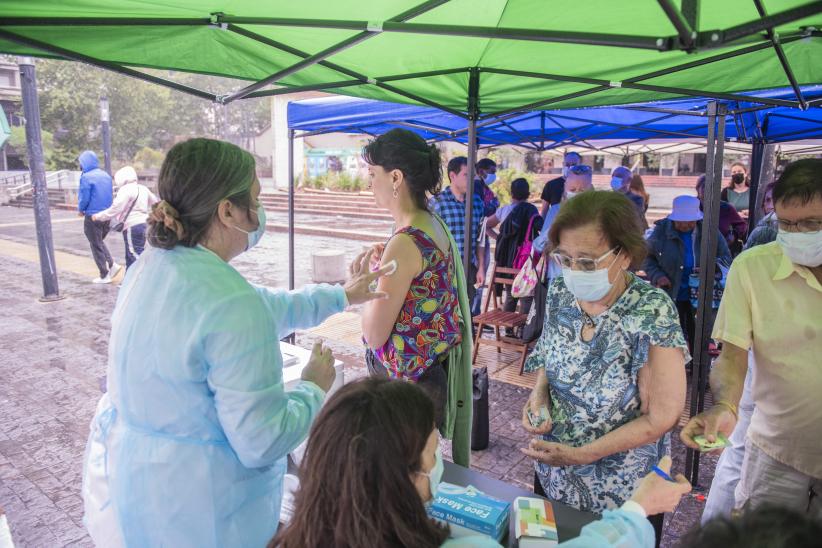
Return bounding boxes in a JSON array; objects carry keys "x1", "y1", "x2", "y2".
[
  {"x1": 551, "y1": 247, "x2": 620, "y2": 272},
  {"x1": 771, "y1": 218, "x2": 822, "y2": 233},
  {"x1": 568, "y1": 165, "x2": 592, "y2": 174}
]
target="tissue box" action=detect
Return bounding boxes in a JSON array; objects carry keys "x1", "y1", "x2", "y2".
[
  {"x1": 427, "y1": 482, "x2": 510, "y2": 541},
  {"x1": 515, "y1": 497, "x2": 558, "y2": 547}
]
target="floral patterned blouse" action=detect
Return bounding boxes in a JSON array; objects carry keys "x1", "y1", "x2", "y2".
[
  {"x1": 372, "y1": 227, "x2": 462, "y2": 382},
  {"x1": 524, "y1": 272, "x2": 689, "y2": 514}
]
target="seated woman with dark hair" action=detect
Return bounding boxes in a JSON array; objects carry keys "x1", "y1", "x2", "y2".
[{"x1": 270, "y1": 378, "x2": 691, "y2": 548}]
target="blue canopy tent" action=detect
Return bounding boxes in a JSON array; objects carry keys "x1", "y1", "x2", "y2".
[{"x1": 288, "y1": 85, "x2": 822, "y2": 148}]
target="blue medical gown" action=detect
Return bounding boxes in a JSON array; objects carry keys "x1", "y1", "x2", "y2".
[{"x1": 82, "y1": 245, "x2": 346, "y2": 547}]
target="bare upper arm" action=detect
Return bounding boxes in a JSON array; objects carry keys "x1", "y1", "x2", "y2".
[
  {"x1": 640, "y1": 345, "x2": 687, "y2": 431},
  {"x1": 361, "y1": 234, "x2": 422, "y2": 349}
]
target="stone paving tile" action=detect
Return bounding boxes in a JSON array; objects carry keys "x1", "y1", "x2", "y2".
[{"x1": 0, "y1": 205, "x2": 717, "y2": 547}]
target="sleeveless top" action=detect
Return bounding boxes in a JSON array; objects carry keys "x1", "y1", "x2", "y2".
[{"x1": 372, "y1": 227, "x2": 462, "y2": 381}]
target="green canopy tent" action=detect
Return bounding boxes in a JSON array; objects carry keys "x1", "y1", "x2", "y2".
[{"x1": 2, "y1": 0, "x2": 821, "y2": 481}]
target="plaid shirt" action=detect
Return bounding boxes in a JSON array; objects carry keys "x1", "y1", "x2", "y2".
[{"x1": 429, "y1": 186, "x2": 484, "y2": 265}]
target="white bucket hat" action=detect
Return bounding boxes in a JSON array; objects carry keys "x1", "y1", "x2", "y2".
[{"x1": 668, "y1": 195, "x2": 703, "y2": 222}]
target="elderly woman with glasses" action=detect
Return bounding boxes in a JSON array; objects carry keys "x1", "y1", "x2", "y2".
[{"x1": 520, "y1": 191, "x2": 689, "y2": 544}]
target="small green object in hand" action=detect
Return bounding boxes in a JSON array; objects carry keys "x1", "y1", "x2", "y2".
[
  {"x1": 527, "y1": 406, "x2": 550, "y2": 428},
  {"x1": 693, "y1": 433, "x2": 731, "y2": 452}
]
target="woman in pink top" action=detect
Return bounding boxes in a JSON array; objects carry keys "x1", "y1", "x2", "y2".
[{"x1": 360, "y1": 129, "x2": 462, "y2": 426}]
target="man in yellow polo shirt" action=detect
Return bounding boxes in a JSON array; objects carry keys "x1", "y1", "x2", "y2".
[{"x1": 682, "y1": 159, "x2": 822, "y2": 517}]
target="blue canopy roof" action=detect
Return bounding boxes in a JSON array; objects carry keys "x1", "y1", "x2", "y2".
[{"x1": 288, "y1": 86, "x2": 822, "y2": 148}]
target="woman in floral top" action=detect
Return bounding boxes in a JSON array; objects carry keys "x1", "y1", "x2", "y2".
[
  {"x1": 359, "y1": 129, "x2": 462, "y2": 427},
  {"x1": 520, "y1": 191, "x2": 689, "y2": 545}
]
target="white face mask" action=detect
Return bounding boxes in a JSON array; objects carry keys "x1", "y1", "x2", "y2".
[
  {"x1": 565, "y1": 190, "x2": 579, "y2": 200},
  {"x1": 232, "y1": 203, "x2": 267, "y2": 251},
  {"x1": 559, "y1": 248, "x2": 621, "y2": 302},
  {"x1": 610, "y1": 177, "x2": 624, "y2": 191},
  {"x1": 484, "y1": 173, "x2": 496, "y2": 185},
  {"x1": 777, "y1": 229, "x2": 822, "y2": 267}
]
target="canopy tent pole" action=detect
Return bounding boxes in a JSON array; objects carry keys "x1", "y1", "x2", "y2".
[
  {"x1": 753, "y1": 0, "x2": 808, "y2": 109},
  {"x1": 19, "y1": 57, "x2": 61, "y2": 302},
  {"x1": 749, "y1": 141, "x2": 778, "y2": 228},
  {"x1": 464, "y1": 67, "x2": 479, "y2": 275},
  {"x1": 685, "y1": 101, "x2": 727, "y2": 486},
  {"x1": 656, "y1": 0, "x2": 696, "y2": 50},
  {"x1": 286, "y1": 128, "x2": 296, "y2": 344},
  {"x1": 288, "y1": 129, "x2": 296, "y2": 293}
]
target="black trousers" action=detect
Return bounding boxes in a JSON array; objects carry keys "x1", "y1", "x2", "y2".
[
  {"x1": 366, "y1": 349, "x2": 448, "y2": 429},
  {"x1": 675, "y1": 299, "x2": 696, "y2": 356},
  {"x1": 534, "y1": 472, "x2": 664, "y2": 547},
  {"x1": 84, "y1": 216, "x2": 113, "y2": 278}
]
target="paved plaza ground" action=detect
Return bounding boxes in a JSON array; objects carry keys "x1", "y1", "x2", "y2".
[{"x1": 0, "y1": 205, "x2": 716, "y2": 547}]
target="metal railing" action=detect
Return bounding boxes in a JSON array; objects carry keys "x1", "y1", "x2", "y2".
[
  {"x1": 0, "y1": 170, "x2": 73, "y2": 201},
  {"x1": 7, "y1": 180, "x2": 32, "y2": 200},
  {"x1": 46, "y1": 170, "x2": 72, "y2": 190},
  {"x1": 0, "y1": 172, "x2": 30, "y2": 188}
]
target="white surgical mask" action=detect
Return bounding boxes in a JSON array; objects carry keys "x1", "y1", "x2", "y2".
[
  {"x1": 484, "y1": 173, "x2": 496, "y2": 185},
  {"x1": 419, "y1": 447, "x2": 444, "y2": 500},
  {"x1": 610, "y1": 177, "x2": 624, "y2": 191},
  {"x1": 565, "y1": 190, "x2": 579, "y2": 200},
  {"x1": 562, "y1": 267, "x2": 614, "y2": 302},
  {"x1": 777, "y1": 229, "x2": 822, "y2": 267},
  {"x1": 233, "y1": 203, "x2": 267, "y2": 251}
]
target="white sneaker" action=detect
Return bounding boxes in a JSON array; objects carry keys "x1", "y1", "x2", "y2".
[
  {"x1": 92, "y1": 276, "x2": 111, "y2": 284},
  {"x1": 107, "y1": 262, "x2": 123, "y2": 281}
]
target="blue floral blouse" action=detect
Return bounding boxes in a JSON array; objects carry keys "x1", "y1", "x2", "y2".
[{"x1": 524, "y1": 272, "x2": 689, "y2": 514}]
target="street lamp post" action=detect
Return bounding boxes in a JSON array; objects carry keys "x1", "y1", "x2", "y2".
[
  {"x1": 18, "y1": 56, "x2": 61, "y2": 301},
  {"x1": 100, "y1": 94, "x2": 111, "y2": 174}
]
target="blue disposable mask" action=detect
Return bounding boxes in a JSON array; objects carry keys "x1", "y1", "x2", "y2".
[
  {"x1": 233, "y1": 203, "x2": 267, "y2": 251},
  {"x1": 610, "y1": 177, "x2": 624, "y2": 191},
  {"x1": 420, "y1": 447, "x2": 444, "y2": 500},
  {"x1": 484, "y1": 173, "x2": 497, "y2": 185}
]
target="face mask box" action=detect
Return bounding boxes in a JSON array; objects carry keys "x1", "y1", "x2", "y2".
[{"x1": 426, "y1": 482, "x2": 510, "y2": 541}]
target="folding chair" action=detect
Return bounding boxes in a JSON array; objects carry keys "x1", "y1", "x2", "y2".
[{"x1": 472, "y1": 263, "x2": 531, "y2": 374}]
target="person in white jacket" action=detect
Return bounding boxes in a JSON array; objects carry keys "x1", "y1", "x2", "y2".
[
  {"x1": 82, "y1": 138, "x2": 392, "y2": 547},
  {"x1": 92, "y1": 166, "x2": 158, "y2": 269}
]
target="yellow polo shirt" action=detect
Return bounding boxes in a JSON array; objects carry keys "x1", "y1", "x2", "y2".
[{"x1": 713, "y1": 241, "x2": 822, "y2": 478}]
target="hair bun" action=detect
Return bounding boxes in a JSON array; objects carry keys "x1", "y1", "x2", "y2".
[{"x1": 148, "y1": 200, "x2": 186, "y2": 248}]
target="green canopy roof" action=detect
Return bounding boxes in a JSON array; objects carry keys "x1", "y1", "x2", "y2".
[{"x1": 0, "y1": 0, "x2": 820, "y2": 116}]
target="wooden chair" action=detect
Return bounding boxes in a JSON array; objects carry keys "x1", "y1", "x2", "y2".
[{"x1": 472, "y1": 263, "x2": 531, "y2": 374}]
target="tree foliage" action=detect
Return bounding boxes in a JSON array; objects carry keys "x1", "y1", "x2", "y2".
[{"x1": 30, "y1": 59, "x2": 269, "y2": 170}]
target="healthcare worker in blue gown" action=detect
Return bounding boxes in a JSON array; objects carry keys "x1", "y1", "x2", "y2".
[{"x1": 81, "y1": 138, "x2": 392, "y2": 547}]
